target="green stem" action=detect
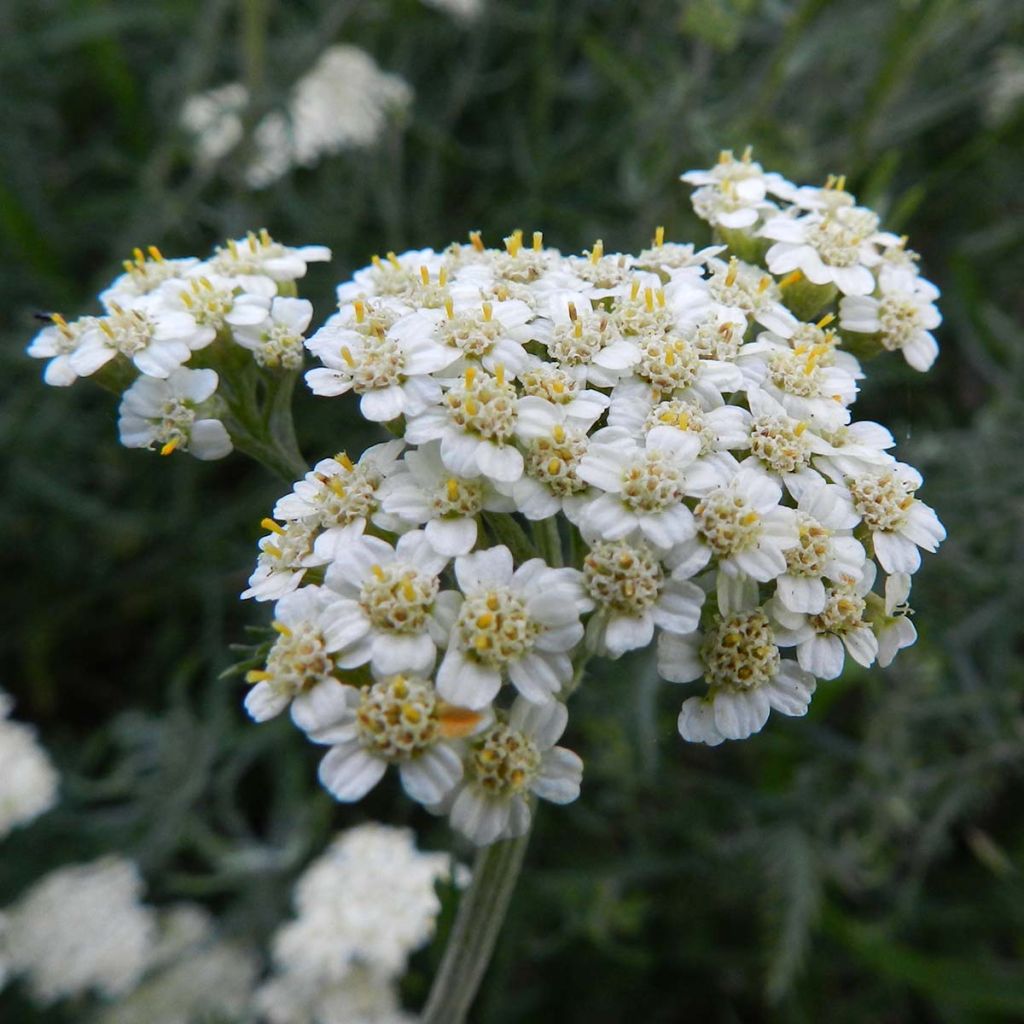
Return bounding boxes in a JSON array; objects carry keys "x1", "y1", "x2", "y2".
[
  {"x1": 422, "y1": 826, "x2": 533, "y2": 1024},
  {"x1": 535, "y1": 516, "x2": 563, "y2": 567}
]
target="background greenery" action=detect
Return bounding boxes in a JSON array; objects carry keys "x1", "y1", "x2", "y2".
[{"x1": 2, "y1": 0, "x2": 1023, "y2": 1020}]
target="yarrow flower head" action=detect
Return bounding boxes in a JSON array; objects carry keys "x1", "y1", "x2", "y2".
[{"x1": 29, "y1": 148, "x2": 947, "y2": 844}]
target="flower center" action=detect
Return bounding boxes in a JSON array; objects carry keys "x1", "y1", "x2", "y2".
[
  {"x1": 264, "y1": 621, "x2": 333, "y2": 696},
  {"x1": 456, "y1": 588, "x2": 537, "y2": 667},
  {"x1": 785, "y1": 513, "x2": 833, "y2": 577},
  {"x1": 583, "y1": 539, "x2": 664, "y2": 615},
  {"x1": 548, "y1": 308, "x2": 620, "y2": 365},
  {"x1": 180, "y1": 278, "x2": 235, "y2": 329},
  {"x1": 568, "y1": 254, "x2": 633, "y2": 289},
  {"x1": 878, "y1": 295, "x2": 924, "y2": 351},
  {"x1": 848, "y1": 471, "x2": 914, "y2": 532},
  {"x1": 620, "y1": 450, "x2": 685, "y2": 514},
  {"x1": 748, "y1": 414, "x2": 814, "y2": 474},
  {"x1": 524, "y1": 427, "x2": 589, "y2": 496},
  {"x1": 444, "y1": 369, "x2": 517, "y2": 443},
  {"x1": 437, "y1": 306, "x2": 504, "y2": 358},
  {"x1": 356, "y1": 676, "x2": 440, "y2": 760},
  {"x1": 767, "y1": 349, "x2": 826, "y2": 398},
  {"x1": 344, "y1": 331, "x2": 406, "y2": 391},
  {"x1": 359, "y1": 564, "x2": 439, "y2": 633},
  {"x1": 694, "y1": 487, "x2": 762, "y2": 555},
  {"x1": 688, "y1": 318, "x2": 745, "y2": 361},
  {"x1": 307, "y1": 461, "x2": 382, "y2": 529},
  {"x1": 613, "y1": 287, "x2": 674, "y2": 336},
  {"x1": 432, "y1": 476, "x2": 485, "y2": 519},
  {"x1": 259, "y1": 519, "x2": 317, "y2": 571},
  {"x1": 255, "y1": 322, "x2": 305, "y2": 369},
  {"x1": 708, "y1": 261, "x2": 778, "y2": 315},
  {"x1": 102, "y1": 305, "x2": 156, "y2": 355},
  {"x1": 636, "y1": 334, "x2": 700, "y2": 392},
  {"x1": 518, "y1": 365, "x2": 581, "y2": 405},
  {"x1": 211, "y1": 230, "x2": 285, "y2": 277},
  {"x1": 469, "y1": 722, "x2": 541, "y2": 796},
  {"x1": 644, "y1": 400, "x2": 715, "y2": 454},
  {"x1": 809, "y1": 585, "x2": 866, "y2": 634},
  {"x1": 152, "y1": 397, "x2": 197, "y2": 450},
  {"x1": 805, "y1": 208, "x2": 878, "y2": 268},
  {"x1": 700, "y1": 611, "x2": 780, "y2": 692}
]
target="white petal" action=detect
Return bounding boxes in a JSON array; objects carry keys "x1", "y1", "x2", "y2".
[
  {"x1": 318, "y1": 743, "x2": 388, "y2": 801},
  {"x1": 399, "y1": 745, "x2": 463, "y2": 804}
]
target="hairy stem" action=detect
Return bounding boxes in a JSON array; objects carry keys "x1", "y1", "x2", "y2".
[{"x1": 421, "y1": 825, "x2": 533, "y2": 1024}]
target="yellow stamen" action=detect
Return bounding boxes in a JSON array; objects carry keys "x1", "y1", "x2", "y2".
[
  {"x1": 353, "y1": 300, "x2": 366, "y2": 324},
  {"x1": 552, "y1": 424, "x2": 566, "y2": 443},
  {"x1": 160, "y1": 438, "x2": 180, "y2": 456},
  {"x1": 261, "y1": 517, "x2": 285, "y2": 535},
  {"x1": 547, "y1": 458, "x2": 562, "y2": 475},
  {"x1": 148, "y1": 245, "x2": 163, "y2": 261},
  {"x1": 464, "y1": 367, "x2": 476, "y2": 388},
  {"x1": 590, "y1": 239, "x2": 604, "y2": 264},
  {"x1": 725, "y1": 257, "x2": 738, "y2": 288},
  {"x1": 402, "y1": 578, "x2": 416, "y2": 601},
  {"x1": 741, "y1": 512, "x2": 759, "y2": 526},
  {"x1": 482, "y1": 302, "x2": 493, "y2": 322},
  {"x1": 271, "y1": 620, "x2": 292, "y2": 637},
  {"x1": 532, "y1": 231, "x2": 543, "y2": 252},
  {"x1": 794, "y1": 421, "x2": 808, "y2": 436},
  {"x1": 263, "y1": 543, "x2": 282, "y2": 559},
  {"x1": 327, "y1": 478, "x2": 346, "y2": 497},
  {"x1": 246, "y1": 670, "x2": 272, "y2": 683},
  {"x1": 644, "y1": 287, "x2": 655, "y2": 313},
  {"x1": 654, "y1": 225, "x2": 665, "y2": 247},
  {"x1": 444, "y1": 297, "x2": 454, "y2": 319},
  {"x1": 742, "y1": 145, "x2": 753, "y2": 162},
  {"x1": 386, "y1": 251, "x2": 400, "y2": 268},
  {"x1": 476, "y1": 613, "x2": 494, "y2": 629},
  {"x1": 464, "y1": 398, "x2": 479, "y2": 416},
  {"x1": 630, "y1": 279, "x2": 641, "y2": 301},
  {"x1": 779, "y1": 269, "x2": 803, "y2": 288},
  {"x1": 420, "y1": 266, "x2": 430, "y2": 285},
  {"x1": 573, "y1": 320, "x2": 583, "y2": 339},
  {"x1": 371, "y1": 254, "x2": 383, "y2": 269},
  {"x1": 816, "y1": 313, "x2": 836, "y2": 329},
  {"x1": 474, "y1": 634, "x2": 491, "y2": 652},
  {"x1": 469, "y1": 230, "x2": 485, "y2": 252},
  {"x1": 495, "y1": 364, "x2": 505, "y2": 387},
  {"x1": 757, "y1": 275, "x2": 771, "y2": 294},
  {"x1": 446, "y1": 478, "x2": 460, "y2": 501},
  {"x1": 656, "y1": 287, "x2": 666, "y2": 308},
  {"x1": 370, "y1": 565, "x2": 385, "y2": 580},
  {"x1": 676, "y1": 412, "x2": 690, "y2": 429},
  {"x1": 437, "y1": 704, "x2": 484, "y2": 738},
  {"x1": 340, "y1": 346, "x2": 355, "y2": 367},
  {"x1": 439, "y1": 267, "x2": 448, "y2": 287},
  {"x1": 335, "y1": 451, "x2": 355, "y2": 471}
]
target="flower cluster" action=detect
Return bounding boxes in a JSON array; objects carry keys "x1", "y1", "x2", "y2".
[
  {"x1": 255, "y1": 823, "x2": 457, "y2": 1024},
  {"x1": 28, "y1": 231, "x2": 329, "y2": 462},
  {"x1": 0, "y1": 690, "x2": 58, "y2": 841},
  {"x1": 236, "y1": 150, "x2": 943, "y2": 844}
]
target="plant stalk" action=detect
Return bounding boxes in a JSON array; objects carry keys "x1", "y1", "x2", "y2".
[{"x1": 421, "y1": 825, "x2": 533, "y2": 1024}]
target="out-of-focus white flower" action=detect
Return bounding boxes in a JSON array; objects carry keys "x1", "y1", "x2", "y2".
[
  {"x1": 271, "y1": 824, "x2": 454, "y2": 981},
  {"x1": 421, "y1": 0, "x2": 483, "y2": 23},
  {"x1": 179, "y1": 82, "x2": 248, "y2": 165},
  {"x1": 93, "y1": 905, "x2": 258, "y2": 1024},
  {"x1": 0, "y1": 692, "x2": 58, "y2": 841},
  {"x1": 0, "y1": 858, "x2": 157, "y2": 1004},
  {"x1": 118, "y1": 367, "x2": 232, "y2": 460}
]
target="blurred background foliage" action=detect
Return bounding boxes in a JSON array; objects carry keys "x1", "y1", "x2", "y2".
[{"x1": 2, "y1": 0, "x2": 1024, "y2": 1020}]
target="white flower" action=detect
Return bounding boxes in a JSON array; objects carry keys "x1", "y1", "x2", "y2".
[
  {"x1": 305, "y1": 311, "x2": 453, "y2": 422},
  {"x1": 421, "y1": 0, "x2": 483, "y2": 21},
  {"x1": 771, "y1": 565, "x2": 879, "y2": 679},
  {"x1": 180, "y1": 82, "x2": 248, "y2": 166},
  {"x1": 118, "y1": 367, "x2": 232, "y2": 460},
  {"x1": 843, "y1": 462, "x2": 946, "y2": 574},
  {"x1": 875, "y1": 571, "x2": 918, "y2": 667},
  {"x1": 71, "y1": 295, "x2": 213, "y2": 379},
  {"x1": 506, "y1": 395, "x2": 605, "y2": 520},
  {"x1": 666, "y1": 462, "x2": 798, "y2": 583},
  {"x1": 231, "y1": 295, "x2": 314, "y2": 369},
  {"x1": 318, "y1": 531, "x2": 452, "y2": 676},
  {"x1": 447, "y1": 697, "x2": 583, "y2": 845},
  {"x1": 274, "y1": 441, "x2": 405, "y2": 533},
  {"x1": 245, "y1": 46, "x2": 413, "y2": 188},
  {"x1": 761, "y1": 203, "x2": 893, "y2": 296},
  {"x1": 27, "y1": 314, "x2": 98, "y2": 387},
  {"x1": 242, "y1": 517, "x2": 328, "y2": 602},
  {"x1": 101, "y1": 248, "x2": 202, "y2": 309},
  {"x1": 738, "y1": 339, "x2": 859, "y2": 431},
  {"x1": 270, "y1": 824, "x2": 453, "y2": 980},
  {"x1": 256, "y1": 963, "x2": 414, "y2": 1024},
  {"x1": 660, "y1": 609, "x2": 816, "y2": 745},
  {"x1": 0, "y1": 858, "x2": 158, "y2": 1003},
  {"x1": 208, "y1": 229, "x2": 331, "y2": 288},
  {"x1": 404, "y1": 366, "x2": 526, "y2": 483},
  {"x1": 292, "y1": 674, "x2": 482, "y2": 804},
  {"x1": 243, "y1": 586, "x2": 355, "y2": 721},
  {"x1": 839, "y1": 263, "x2": 942, "y2": 371},
  {"x1": 0, "y1": 693, "x2": 58, "y2": 840},
  {"x1": 576, "y1": 426, "x2": 704, "y2": 548},
  {"x1": 812, "y1": 418, "x2": 896, "y2": 480},
  {"x1": 680, "y1": 256, "x2": 798, "y2": 337},
  {"x1": 436, "y1": 546, "x2": 590, "y2": 708},
  {"x1": 682, "y1": 148, "x2": 796, "y2": 230},
  {"x1": 582, "y1": 538, "x2": 705, "y2": 657},
  {"x1": 379, "y1": 440, "x2": 514, "y2": 556},
  {"x1": 771, "y1": 479, "x2": 866, "y2": 614}
]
